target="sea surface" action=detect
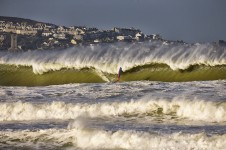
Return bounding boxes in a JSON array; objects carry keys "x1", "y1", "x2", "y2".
[{"x1": 0, "y1": 41, "x2": 226, "y2": 149}]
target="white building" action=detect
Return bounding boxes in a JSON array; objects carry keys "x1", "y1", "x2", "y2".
[
  {"x1": 117, "y1": 35, "x2": 132, "y2": 41},
  {"x1": 42, "y1": 31, "x2": 53, "y2": 36},
  {"x1": 135, "y1": 33, "x2": 142, "y2": 40},
  {"x1": 53, "y1": 33, "x2": 66, "y2": 39},
  {"x1": 117, "y1": 36, "x2": 125, "y2": 41}
]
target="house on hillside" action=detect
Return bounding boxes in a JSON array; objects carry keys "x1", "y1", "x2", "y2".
[
  {"x1": 117, "y1": 35, "x2": 133, "y2": 42},
  {"x1": 42, "y1": 31, "x2": 53, "y2": 36},
  {"x1": 135, "y1": 32, "x2": 144, "y2": 41},
  {"x1": 57, "y1": 26, "x2": 68, "y2": 33},
  {"x1": 53, "y1": 33, "x2": 66, "y2": 39},
  {"x1": 68, "y1": 27, "x2": 85, "y2": 35},
  {"x1": 113, "y1": 27, "x2": 141, "y2": 36},
  {"x1": 146, "y1": 34, "x2": 162, "y2": 40},
  {"x1": 34, "y1": 23, "x2": 44, "y2": 30}
]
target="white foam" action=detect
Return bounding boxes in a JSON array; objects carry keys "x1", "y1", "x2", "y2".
[
  {"x1": 0, "y1": 97, "x2": 225, "y2": 122},
  {"x1": 0, "y1": 41, "x2": 225, "y2": 74},
  {"x1": 67, "y1": 123, "x2": 226, "y2": 150},
  {"x1": 1, "y1": 122, "x2": 226, "y2": 150}
]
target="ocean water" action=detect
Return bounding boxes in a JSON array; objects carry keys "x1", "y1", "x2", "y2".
[{"x1": 0, "y1": 41, "x2": 226, "y2": 149}]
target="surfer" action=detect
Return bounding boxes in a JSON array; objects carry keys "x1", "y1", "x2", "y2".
[{"x1": 117, "y1": 67, "x2": 123, "y2": 81}]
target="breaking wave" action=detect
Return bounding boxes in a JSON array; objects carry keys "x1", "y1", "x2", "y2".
[
  {"x1": 1, "y1": 97, "x2": 226, "y2": 123},
  {"x1": 1, "y1": 119, "x2": 226, "y2": 150},
  {"x1": 0, "y1": 63, "x2": 226, "y2": 86},
  {"x1": 0, "y1": 41, "x2": 225, "y2": 85}
]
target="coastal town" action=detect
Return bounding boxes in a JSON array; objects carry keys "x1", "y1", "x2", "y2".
[
  {"x1": 0, "y1": 16, "x2": 225, "y2": 51},
  {"x1": 0, "y1": 16, "x2": 164, "y2": 51}
]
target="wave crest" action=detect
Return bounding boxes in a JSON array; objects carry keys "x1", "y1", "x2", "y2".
[
  {"x1": 1, "y1": 124, "x2": 226, "y2": 149},
  {"x1": 0, "y1": 41, "x2": 225, "y2": 75},
  {"x1": 1, "y1": 97, "x2": 226, "y2": 122}
]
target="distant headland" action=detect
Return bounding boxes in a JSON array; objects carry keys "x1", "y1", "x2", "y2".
[{"x1": 0, "y1": 16, "x2": 225, "y2": 51}]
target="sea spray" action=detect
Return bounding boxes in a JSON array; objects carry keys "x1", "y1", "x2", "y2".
[{"x1": 0, "y1": 41, "x2": 225, "y2": 75}]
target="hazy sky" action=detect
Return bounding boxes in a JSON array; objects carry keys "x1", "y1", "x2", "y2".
[{"x1": 0, "y1": 0, "x2": 226, "y2": 43}]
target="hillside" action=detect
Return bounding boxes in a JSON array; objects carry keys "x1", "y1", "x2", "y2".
[{"x1": 0, "y1": 16, "x2": 56, "y2": 26}]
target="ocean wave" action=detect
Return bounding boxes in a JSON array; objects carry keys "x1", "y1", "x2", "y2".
[
  {"x1": 0, "y1": 41, "x2": 225, "y2": 75},
  {"x1": 0, "y1": 121, "x2": 226, "y2": 150},
  {"x1": 0, "y1": 97, "x2": 226, "y2": 122},
  {"x1": 0, "y1": 63, "x2": 226, "y2": 86}
]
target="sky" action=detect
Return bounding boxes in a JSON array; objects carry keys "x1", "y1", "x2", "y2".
[{"x1": 0, "y1": 0, "x2": 226, "y2": 43}]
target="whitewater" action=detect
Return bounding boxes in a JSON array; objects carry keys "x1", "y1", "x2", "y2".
[
  {"x1": 0, "y1": 41, "x2": 226, "y2": 149},
  {"x1": 0, "y1": 41, "x2": 225, "y2": 75}
]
